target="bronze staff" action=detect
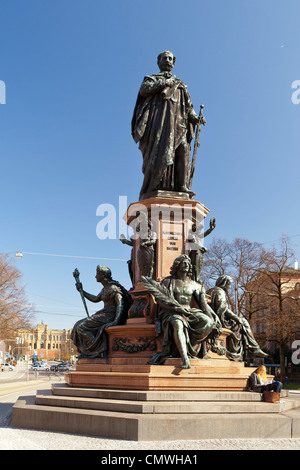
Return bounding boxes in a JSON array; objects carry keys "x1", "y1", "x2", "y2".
[
  {"x1": 189, "y1": 104, "x2": 205, "y2": 188},
  {"x1": 73, "y1": 268, "x2": 90, "y2": 317}
]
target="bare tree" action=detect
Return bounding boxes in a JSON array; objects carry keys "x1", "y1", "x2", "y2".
[
  {"x1": 0, "y1": 253, "x2": 35, "y2": 340},
  {"x1": 200, "y1": 237, "x2": 231, "y2": 285},
  {"x1": 202, "y1": 237, "x2": 270, "y2": 318},
  {"x1": 203, "y1": 236, "x2": 300, "y2": 381},
  {"x1": 257, "y1": 236, "x2": 299, "y2": 380}
]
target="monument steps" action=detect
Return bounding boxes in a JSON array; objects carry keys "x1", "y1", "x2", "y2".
[
  {"x1": 33, "y1": 386, "x2": 296, "y2": 415},
  {"x1": 51, "y1": 383, "x2": 265, "y2": 401},
  {"x1": 12, "y1": 386, "x2": 300, "y2": 440}
]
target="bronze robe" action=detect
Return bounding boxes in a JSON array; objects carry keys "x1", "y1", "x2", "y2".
[
  {"x1": 148, "y1": 276, "x2": 215, "y2": 364},
  {"x1": 132, "y1": 72, "x2": 197, "y2": 199},
  {"x1": 207, "y1": 286, "x2": 263, "y2": 362},
  {"x1": 71, "y1": 283, "x2": 129, "y2": 358}
]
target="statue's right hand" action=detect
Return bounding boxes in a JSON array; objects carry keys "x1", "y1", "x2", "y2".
[
  {"x1": 119, "y1": 234, "x2": 126, "y2": 243},
  {"x1": 165, "y1": 77, "x2": 175, "y2": 87}
]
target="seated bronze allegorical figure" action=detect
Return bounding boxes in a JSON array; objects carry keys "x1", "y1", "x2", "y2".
[
  {"x1": 207, "y1": 275, "x2": 268, "y2": 362},
  {"x1": 71, "y1": 265, "x2": 132, "y2": 359},
  {"x1": 142, "y1": 254, "x2": 222, "y2": 369}
]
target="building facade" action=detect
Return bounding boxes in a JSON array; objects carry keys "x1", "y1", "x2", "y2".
[
  {"x1": 17, "y1": 322, "x2": 75, "y2": 361},
  {"x1": 249, "y1": 264, "x2": 300, "y2": 354}
]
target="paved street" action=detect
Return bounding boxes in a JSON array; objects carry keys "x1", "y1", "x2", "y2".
[
  {"x1": 1, "y1": 362, "x2": 30, "y2": 382},
  {"x1": 1, "y1": 365, "x2": 300, "y2": 450}
]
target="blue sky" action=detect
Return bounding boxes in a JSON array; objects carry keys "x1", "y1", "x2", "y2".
[{"x1": 1, "y1": 0, "x2": 299, "y2": 330}]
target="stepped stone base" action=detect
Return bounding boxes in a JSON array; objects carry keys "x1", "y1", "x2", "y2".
[
  {"x1": 12, "y1": 384, "x2": 300, "y2": 440},
  {"x1": 12, "y1": 321, "x2": 300, "y2": 440}
]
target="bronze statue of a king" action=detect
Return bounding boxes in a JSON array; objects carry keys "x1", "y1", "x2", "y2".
[{"x1": 132, "y1": 50, "x2": 206, "y2": 200}]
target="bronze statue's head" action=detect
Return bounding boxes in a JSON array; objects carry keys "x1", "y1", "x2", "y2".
[
  {"x1": 216, "y1": 275, "x2": 233, "y2": 291},
  {"x1": 170, "y1": 254, "x2": 193, "y2": 277},
  {"x1": 96, "y1": 265, "x2": 112, "y2": 281},
  {"x1": 157, "y1": 50, "x2": 176, "y2": 72}
]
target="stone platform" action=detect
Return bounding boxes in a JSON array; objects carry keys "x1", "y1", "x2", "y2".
[
  {"x1": 65, "y1": 357, "x2": 255, "y2": 391},
  {"x1": 64, "y1": 323, "x2": 258, "y2": 391},
  {"x1": 12, "y1": 384, "x2": 300, "y2": 440}
]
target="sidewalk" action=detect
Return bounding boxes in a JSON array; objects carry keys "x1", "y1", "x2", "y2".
[{"x1": 2, "y1": 427, "x2": 300, "y2": 450}]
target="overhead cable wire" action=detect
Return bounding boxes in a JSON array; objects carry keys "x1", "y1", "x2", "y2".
[
  {"x1": 34, "y1": 310, "x2": 83, "y2": 318},
  {"x1": 17, "y1": 251, "x2": 128, "y2": 262}
]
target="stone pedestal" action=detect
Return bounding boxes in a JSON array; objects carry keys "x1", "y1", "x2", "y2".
[
  {"x1": 66, "y1": 193, "x2": 256, "y2": 392},
  {"x1": 125, "y1": 194, "x2": 209, "y2": 285},
  {"x1": 125, "y1": 194, "x2": 210, "y2": 320},
  {"x1": 107, "y1": 318, "x2": 159, "y2": 361},
  {"x1": 65, "y1": 326, "x2": 256, "y2": 391}
]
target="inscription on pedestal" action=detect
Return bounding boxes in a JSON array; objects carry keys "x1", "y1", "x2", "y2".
[
  {"x1": 163, "y1": 229, "x2": 181, "y2": 252},
  {"x1": 160, "y1": 221, "x2": 184, "y2": 278}
]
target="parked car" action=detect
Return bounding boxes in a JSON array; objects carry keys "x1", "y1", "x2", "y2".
[
  {"x1": 31, "y1": 364, "x2": 50, "y2": 371},
  {"x1": 56, "y1": 364, "x2": 69, "y2": 371},
  {"x1": 50, "y1": 364, "x2": 58, "y2": 371},
  {"x1": 1, "y1": 363, "x2": 15, "y2": 371}
]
